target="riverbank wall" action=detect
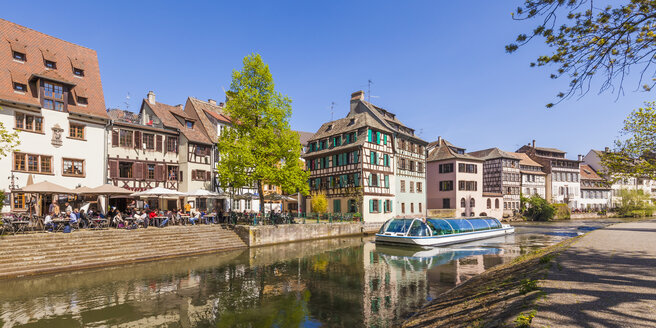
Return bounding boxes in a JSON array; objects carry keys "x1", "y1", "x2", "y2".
[
  {"x1": 234, "y1": 222, "x2": 382, "y2": 247},
  {"x1": 0, "y1": 222, "x2": 383, "y2": 279}
]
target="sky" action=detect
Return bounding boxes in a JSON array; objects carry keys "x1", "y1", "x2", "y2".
[{"x1": 4, "y1": 1, "x2": 654, "y2": 159}]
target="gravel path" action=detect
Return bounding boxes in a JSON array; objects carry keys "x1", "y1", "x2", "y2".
[{"x1": 532, "y1": 219, "x2": 656, "y2": 328}]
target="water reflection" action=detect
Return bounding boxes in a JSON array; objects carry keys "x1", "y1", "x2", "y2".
[{"x1": 0, "y1": 221, "x2": 616, "y2": 328}]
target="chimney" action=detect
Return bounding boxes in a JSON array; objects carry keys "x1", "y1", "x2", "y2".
[
  {"x1": 437, "y1": 136, "x2": 442, "y2": 145},
  {"x1": 208, "y1": 99, "x2": 217, "y2": 106},
  {"x1": 218, "y1": 102, "x2": 225, "y2": 108},
  {"x1": 176, "y1": 104, "x2": 183, "y2": 110},
  {"x1": 351, "y1": 90, "x2": 365, "y2": 102},
  {"x1": 604, "y1": 147, "x2": 610, "y2": 153},
  {"x1": 147, "y1": 91, "x2": 156, "y2": 105},
  {"x1": 578, "y1": 154, "x2": 583, "y2": 161},
  {"x1": 532, "y1": 140, "x2": 535, "y2": 148}
]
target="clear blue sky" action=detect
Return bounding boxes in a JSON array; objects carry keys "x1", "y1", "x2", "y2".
[{"x1": 4, "y1": 1, "x2": 653, "y2": 158}]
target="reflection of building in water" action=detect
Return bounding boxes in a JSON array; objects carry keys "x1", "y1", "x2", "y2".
[
  {"x1": 426, "y1": 252, "x2": 505, "y2": 296},
  {"x1": 362, "y1": 242, "x2": 429, "y2": 328}
]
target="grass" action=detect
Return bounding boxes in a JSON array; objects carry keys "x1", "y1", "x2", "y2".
[
  {"x1": 514, "y1": 310, "x2": 537, "y2": 328},
  {"x1": 519, "y1": 279, "x2": 539, "y2": 294}
]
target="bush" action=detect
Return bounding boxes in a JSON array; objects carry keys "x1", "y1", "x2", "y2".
[
  {"x1": 553, "y1": 203, "x2": 571, "y2": 220},
  {"x1": 616, "y1": 189, "x2": 655, "y2": 217},
  {"x1": 524, "y1": 195, "x2": 555, "y2": 221},
  {"x1": 310, "y1": 191, "x2": 327, "y2": 214}
]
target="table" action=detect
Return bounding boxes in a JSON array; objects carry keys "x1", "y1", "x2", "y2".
[
  {"x1": 52, "y1": 219, "x2": 69, "y2": 232},
  {"x1": 203, "y1": 215, "x2": 216, "y2": 224},
  {"x1": 179, "y1": 215, "x2": 190, "y2": 225},
  {"x1": 10, "y1": 220, "x2": 29, "y2": 234},
  {"x1": 90, "y1": 218, "x2": 108, "y2": 230},
  {"x1": 153, "y1": 216, "x2": 167, "y2": 227}
]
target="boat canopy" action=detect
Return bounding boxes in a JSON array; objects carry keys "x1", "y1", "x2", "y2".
[{"x1": 378, "y1": 217, "x2": 503, "y2": 237}]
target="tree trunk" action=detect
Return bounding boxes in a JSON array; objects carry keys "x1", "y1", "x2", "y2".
[{"x1": 258, "y1": 180, "x2": 264, "y2": 214}]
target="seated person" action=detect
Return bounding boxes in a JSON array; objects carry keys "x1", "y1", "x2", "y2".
[
  {"x1": 189, "y1": 209, "x2": 200, "y2": 225},
  {"x1": 159, "y1": 211, "x2": 172, "y2": 228},
  {"x1": 112, "y1": 211, "x2": 124, "y2": 228},
  {"x1": 79, "y1": 209, "x2": 89, "y2": 229},
  {"x1": 44, "y1": 213, "x2": 54, "y2": 232}
]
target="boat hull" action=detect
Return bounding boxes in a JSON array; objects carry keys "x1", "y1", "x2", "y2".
[{"x1": 375, "y1": 227, "x2": 515, "y2": 246}]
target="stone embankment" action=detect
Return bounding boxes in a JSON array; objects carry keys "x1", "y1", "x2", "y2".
[
  {"x1": 0, "y1": 222, "x2": 383, "y2": 279},
  {"x1": 0, "y1": 225, "x2": 247, "y2": 279}
]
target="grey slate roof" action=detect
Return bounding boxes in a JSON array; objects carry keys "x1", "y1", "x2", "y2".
[
  {"x1": 468, "y1": 148, "x2": 518, "y2": 160},
  {"x1": 427, "y1": 139, "x2": 482, "y2": 162}
]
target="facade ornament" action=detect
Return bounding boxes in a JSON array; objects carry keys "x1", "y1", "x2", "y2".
[{"x1": 51, "y1": 124, "x2": 63, "y2": 147}]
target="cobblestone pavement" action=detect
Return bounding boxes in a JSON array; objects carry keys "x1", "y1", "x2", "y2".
[{"x1": 532, "y1": 220, "x2": 656, "y2": 328}]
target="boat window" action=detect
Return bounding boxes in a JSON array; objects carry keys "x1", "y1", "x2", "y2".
[
  {"x1": 483, "y1": 218, "x2": 502, "y2": 229},
  {"x1": 468, "y1": 218, "x2": 491, "y2": 231},
  {"x1": 384, "y1": 219, "x2": 414, "y2": 234},
  {"x1": 426, "y1": 219, "x2": 454, "y2": 235},
  {"x1": 379, "y1": 219, "x2": 393, "y2": 234},
  {"x1": 448, "y1": 219, "x2": 474, "y2": 233},
  {"x1": 408, "y1": 220, "x2": 430, "y2": 237}
]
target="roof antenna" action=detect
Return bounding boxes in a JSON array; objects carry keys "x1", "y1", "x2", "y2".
[
  {"x1": 367, "y1": 79, "x2": 373, "y2": 103},
  {"x1": 330, "y1": 101, "x2": 335, "y2": 121},
  {"x1": 124, "y1": 92, "x2": 131, "y2": 111}
]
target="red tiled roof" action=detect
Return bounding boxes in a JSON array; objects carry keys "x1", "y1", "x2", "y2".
[
  {"x1": 144, "y1": 99, "x2": 211, "y2": 145},
  {"x1": 0, "y1": 19, "x2": 108, "y2": 119},
  {"x1": 580, "y1": 164, "x2": 602, "y2": 180}
]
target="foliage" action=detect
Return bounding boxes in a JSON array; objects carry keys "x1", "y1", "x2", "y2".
[
  {"x1": 310, "y1": 191, "x2": 327, "y2": 214},
  {"x1": 507, "y1": 1, "x2": 656, "y2": 107},
  {"x1": 523, "y1": 195, "x2": 555, "y2": 221},
  {"x1": 0, "y1": 107, "x2": 20, "y2": 158},
  {"x1": 216, "y1": 54, "x2": 310, "y2": 213},
  {"x1": 343, "y1": 186, "x2": 364, "y2": 214},
  {"x1": 602, "y1": 102, "x2": 656, "y2": 180},
  {"x1": 514, "y1": 310, "x2": 537, "y2": 328},
  {"x1": 553, "y1": 203, "x2": 571, "y2": 220},
  {"x1": 615, "y1": 188, "x2": 655, "y2": 217},
  {"x1": 519, "y1": 278, "x2": 540, "y2": 294}
]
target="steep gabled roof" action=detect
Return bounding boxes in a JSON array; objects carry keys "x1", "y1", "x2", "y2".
[
  {"x1": 427, "y1": 138, "x2": 482, "y2": 162},
  {"x1": 511, "y1": 152, "x2": 543, "y2": 167},
  {"x1": 186, "y1": 97, "x2": 230, "y2": 142},
  {"x1": 143, "y1": 99, "x2": 212, "y2": 145},
  {"x1": 468, "y1": 148, "x2": 517, "y2": 160},
  {"x1": 296, "y1": 131, "x2": 314, "y2": 147},
  {"x1": 580, "y1": 164, "x2": 603, "y2": 180},
  {"x1": 535, "y1": 146, "x2": 566, "y2": 154}
]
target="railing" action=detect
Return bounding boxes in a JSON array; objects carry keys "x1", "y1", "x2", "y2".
[{"x1": 227, "y1": 212, "x2": 363, "y2": 226}]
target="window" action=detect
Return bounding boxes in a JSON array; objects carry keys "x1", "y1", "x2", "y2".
[
  {"x1": 119, "y1": 130, "x2": 133, "y2": 147},
  {"x1": 410, "y1": 181, "x2": 415, "y2": 193},
  {"x1": 147, "y1": 164, "x2": 155, "y2": 179},
  {"x1": 15, "y1": 113, "x2": 43, "y2": 133},
  {"x1": 13, "y1": 153, "x2": 52, "y2": 174},
  {"x1": 417, "y1": 162, "x2": 423, "y2": 173},
  {"x1": 333, "y1": 199, "x2": 341, "y2": 213},
  {"x1": 443, "y1": 198, "x2": 451, "y2": 208},
  {"x1": 458, "y1": 181, "x2": 477, "y2": 191},
  {"x1": 119, "y1": 162, "x2": 133, "y2": 178},
  {"x1": 13, "y1": 193, "x2": 25, "y2": 210},
  {"x1": 470, "y1": 198, "x2": 475, "y2": 208},
  {"x1": 45, "y1": 60, "x2": 56, "y2": 69},
  {"x1": 370, "y1": 199, "x2": 380, "y2": 213},
  {"x1": 461, "y1": 198, "x2": 466, "y2": 208},
  {"x1": 439, "y1": 163, "x2": 454, "y2": 173},
  {"x1": 167, "y1": 166, "x2": 178, "y2": 180},
  {"x1": 186, "y1": 121, "x2": 193, "y2": 128},
  {"x1": 487, "y1": 199, "x2": 492, "y2": 209},
  {"x1": 458, "y1": 163, "x2": 477, "y2": 173},
  {"x1": 192, "y1": 170, "x2": 210, "y2": 181},
  {"x1": 410, "y1": 203, "x2": 414, "y2": 213},
  {"x1": 62, "y1": 158, "x2": 84, "y2": 177},
  {"x1": 143, "y1": 133, "x2": 155, "y2": 149},
  {"x1": 401, "y1": 202, "x2": 406, "y2": 213},
  {"x1": 42, "y1": 81, "x2": 65, "y2": 111},
  {"x1": 166, "y1": 137, "x2": 178, "y2": 152},
  {"x1": 73, "y1": 68, "x2": 84, "y2": 77},
  {"x1": 416, "y1": 182, "x2": 423, "y2": 192},
  {"x1": 400, "y1": 180, "x2": 405, "y2": 192},
  {"x1": 77, "y1": 97, "x2": 88, "y2": 105},
  {"x1": 439, "y1": 180, "x2": 453, "y2": 191},
  {"x1": 69, "y1": 124, "x2": 85, "y2": 140},
  {"x1": 13, "y1": 51, "x2": 26, "y2": 62},
  {"x1": 495, "y1": 199, "x2": 499, "y2": 209},
  {"x1": 409, "y1": 161, "x2": 415, "y2": 171},
  {"x1": 13, "y1": 82, "x2": 27, "y2": 92}
]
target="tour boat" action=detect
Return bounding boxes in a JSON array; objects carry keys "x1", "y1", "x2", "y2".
[{"x1": 375, "y1": 217, "x2": 515, "y2": 246}]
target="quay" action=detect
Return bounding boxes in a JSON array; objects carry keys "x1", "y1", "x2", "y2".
[{"x1": 0, "y1": 222, "x2": 382, "y2": 279}]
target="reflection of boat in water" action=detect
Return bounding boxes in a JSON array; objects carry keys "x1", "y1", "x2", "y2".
[
  {"x1": 375, "y1": 217, "x2": 515, "y2": 246},
  {"x1": 374, "y1": 244, "x2": 502, "y2": 271}
]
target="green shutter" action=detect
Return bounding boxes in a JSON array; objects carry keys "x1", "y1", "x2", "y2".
[
  {"x1": 355, "y1": 173, "x2": 360, "y2": 187},
  {"x1": 376, "y1": 132, "x2": 381, "y2": 144},
  {"x1": 384, "y1": 134, "x2": 387, "y2": 145},
  {"x1": 385, "y1": 175, "x2": 389, "y2": 188},
  {"x1": 368, "y1": 129, "x2": 372, "y2": 142},
  {"x1": 379, "y1": 200, "x2": 382, "y2": 212},
  {"x1": 354, "y1": 151, "x2": 359, "y2": 163},
  {"x1": 353, "y1": 132, "x2": 357, "y2": 142},
  {"x1": 369, "y1": 199, "x2": 374, "y2": 213},
  {"x1": 334, "y1": 199, "x2": 341, "y2": 213},
  {"x1": 389, "y1": 201, "x2": 393, "y2": 212}
]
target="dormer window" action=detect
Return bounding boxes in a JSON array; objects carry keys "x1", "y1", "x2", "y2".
[
  {"x1": 186, "y1": 121, "x2": 193, "y2": 128},
  {"x1": 13, "y1": 51, "x2": 26, "y2": 62},
  {"x1": 326, "y1": 124, "x2": 333, "y2": 131},
  {"x1": 348, "y1": 118, "x2": 355, "y2": 126},
  {"x1": 73, "y1": 68, "x2": 84, "y2": 77},
  {"x1": 77, "y1": 96, "x2": 88, "y2": 105},
  {"x1": 45, "y1": 60, "x2": 56, "y2": 69},
  {"x1": 42, "y1": 81, "x2": 65, "y2": 111},
  {"x1": 13, "y1": 82, "x2": 27, "y2": 92}
]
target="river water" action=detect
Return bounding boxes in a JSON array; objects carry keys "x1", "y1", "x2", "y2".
[{"x1": 0, "y1": 219, "x2": 627, "y2": 328}]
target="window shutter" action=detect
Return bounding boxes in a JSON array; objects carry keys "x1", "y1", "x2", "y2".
[
  {"x1": 389, "y1": 201, "x2": 393, "y2": 212},
  {"x1": 206, "y1": 171, "x2": 211, "y2": 181},
  {"x1": 134, "y1": 162, "x2": 144, "y2": 180},
  {"x1": 111, "y1": 130, "x2": 118, "y2": 147},
  {"x1": 370, "y1": 152, "x2": 375, "y2": 165},
  {"x1": 109, "y1": 159, "x2": 118, "y2": 178},
  {"x1": 333, "y1": 155, "x2": 337, "y2": 167},
  {"x1": 180, "y1": 170, "x2": 183, "y2": 182},
  {"x1": 368, "y1": 174, "x2": 372, "y2": 186},
  {"x1": 385, "y1": 175, "x2": 389, "y2": 188},
  {"x1": 164, "y1": 136, "x2": 168, "y2": 154},
  {"x1": 367, "y1": 129, "x2": 372, "y2": 142},
  {"x1": 134, "y1": 131, "x2": 142, "y2": 149},
  {"x1": 376, "y1": 132, "x2": 381, "y2": 144},
  {"x1": 156, "y1": 135, "x2": 163, "y2": 152},
  {"x1": 155, "y1": 164, "x2": 163, "y2": 181},
  {"x1": 384, "y1": 134, "x2": 387, "y2": 145},
  {"x1": 378, "y1": 200, "x2": 382, "y2": 212},
  {"x1": 369, "y1": 199, "x2": 374, "y2": 213}
]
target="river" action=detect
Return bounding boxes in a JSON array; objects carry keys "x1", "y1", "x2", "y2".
[{"x1": 0, "y1": 219, "x2": 629, "y2": 328}]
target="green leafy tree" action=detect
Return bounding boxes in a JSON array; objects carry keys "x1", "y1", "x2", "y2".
[
  {"x1": 601, "y1": 101, "x2": 656, "y2": 180},
  {"x1": 216, "y1": 54, "x2": 309, "y2": 214},
  {"x1": 310, "y1": 191, "x2": 327, "y2": 214},
  {"x1": 523, "y1": 195, "x2": 556, "y2": 221},
  {"x1": 507, "y1": 1, "x2": 656, "y2": 107},
  {"x1": 0, "y1": 107, "x2": 20, "y2": 158},
  {"x1": 615, "y1": 188, "x2": 655, "y2": 217}
]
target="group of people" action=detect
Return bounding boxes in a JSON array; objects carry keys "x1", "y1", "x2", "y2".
[
  {"x1": 107, "y1": 205, "x2": 218, "y2": 229},
  {"x1": 43, "y1": 202, "x2": 104, "y2": 232}
]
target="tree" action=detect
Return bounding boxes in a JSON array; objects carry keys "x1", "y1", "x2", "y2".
[
  {"x1": 310, "y1": 191, "x2": 327, "y2": 214},
  {"x1": 507, "y1": 1, "x2": 656, "y2": 107},
  {"x1": 601, "y1": 101, "x2": 656, "y2": 180},
  {"x1": 216, "y1": 54, "x2": 309, "y2": 214},
  {"x1": 0, "y1": 107, "x2": 20, "y2": 158},
  {"x1": 523, "y1": 195, "x2": 556, "y2": 221},
  {"x1": 343, "y1": 186, "x2": 363, "y2": 214}
]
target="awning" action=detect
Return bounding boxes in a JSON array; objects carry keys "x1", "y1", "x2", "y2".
[
  {"x1": 131, "y1": 187, "x2": 185, "y2": 197},
  {"x1": 17, "y1": 181, "x2": 74, "y2": 194}
]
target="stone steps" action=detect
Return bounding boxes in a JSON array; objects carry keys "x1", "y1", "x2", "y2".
[{"x1": 0, "y1": 225, "x2": 247, "y2": 279}]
